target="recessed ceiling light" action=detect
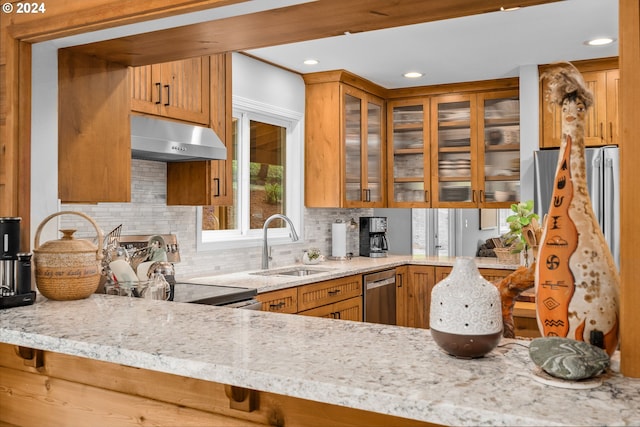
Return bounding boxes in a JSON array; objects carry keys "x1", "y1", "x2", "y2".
[
  {"x1": 303, "y1": 59, "x2": 319, "y2": 65},
  {"x1": 585, "y1": 37, "x2": 615, "y2": 46},
  {"x1": 404, "y1": 72, "x2": 423, "y2": 79}
]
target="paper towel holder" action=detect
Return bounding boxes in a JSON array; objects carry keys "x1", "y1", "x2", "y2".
[{"x1": 328, "y1": 219, "x2": 353, "y2": 261}]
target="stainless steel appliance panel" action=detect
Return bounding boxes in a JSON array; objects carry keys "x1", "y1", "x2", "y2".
[
  {"x1": 363, "y1": 269, "x2": 396, "y2": 325},
  {"x1": 533, "y1": 146, "x2": 620, "y2": 268}
]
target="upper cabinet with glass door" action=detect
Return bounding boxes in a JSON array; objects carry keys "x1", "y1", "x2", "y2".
[
  {"x1": 304, "y1": 71, "x2": 386, "y2": 208},
  {"x1": 479, "y1": 90, "x2": 520, "y2": 206},
  {"x1": 387, "y1": 99, "x2": 430, "y2": 207},
  {"x1": 430, "y1": 89, "x2": 520, "y2": 208},
  {"x1": 431, "y1": 93, "x2": 477, "y2": 207},
  {"x1": 343, "y1": 86, "x2": 385, "y2": 207}
]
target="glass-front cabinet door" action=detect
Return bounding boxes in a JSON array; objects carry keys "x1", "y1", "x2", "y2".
[
  {"x1": 479, "y1": 90, "x2": 520, "y2": 206},
  {"x1": 431, "y1": 94, "x2": 477, "y2": 207},
  {"x1": 387, "y1": 99, "x2": 430, "y2": 207},
  {"x1": 431, "y1": 90, "x2": 520, "y2": 208},
  {"x1": 342, "y1": 86, "x2": 385, "y2": 207}
]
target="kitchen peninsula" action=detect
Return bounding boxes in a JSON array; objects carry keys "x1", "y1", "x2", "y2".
[{"x1": 1, "y1": 257, "x2": 639, "y2": 426}]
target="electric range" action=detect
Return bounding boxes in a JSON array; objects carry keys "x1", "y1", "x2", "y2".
[{"x1": 172, "y1": 282, "x2": 258, "y2": 307}]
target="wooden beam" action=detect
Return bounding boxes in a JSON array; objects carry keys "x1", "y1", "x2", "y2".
[
  {"x1": 619, "y1": 0, "x2": 640, "y2": 378},
  {"x1": 62, "y1": 0, "x2": 560, "y2": 66},
  {"x1": 5, "y1": 0, "x2": 246, "y2": 42}
]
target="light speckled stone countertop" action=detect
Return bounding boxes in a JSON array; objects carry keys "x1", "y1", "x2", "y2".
[
  {"x1": 1, "y1": 294, "x2": 639, "y2": 426},
  {"x1": 181, "y1": 255, "x2": 519, "y2": 293}
]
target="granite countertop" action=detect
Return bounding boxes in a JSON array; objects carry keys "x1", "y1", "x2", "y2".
[
  {"x1": 181, "y1": 255, "x2": 520, "y2": 293},
  {"x1": 1, "y1": 294, "x2": 638, "y2": 426}
]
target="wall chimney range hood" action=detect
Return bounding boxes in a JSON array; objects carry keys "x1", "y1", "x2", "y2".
[{"x1": 130, "y1": 116, "x2": 227, "y2": 162}]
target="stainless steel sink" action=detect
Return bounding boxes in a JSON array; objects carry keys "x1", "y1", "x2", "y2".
[{"x1": 251, "y1": 266, "x2": 333, "y2": 277}]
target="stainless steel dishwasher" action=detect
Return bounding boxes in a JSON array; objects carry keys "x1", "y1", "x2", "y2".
[{"x1": 363, "y1": 269, "x2": 396, "y2": 325}]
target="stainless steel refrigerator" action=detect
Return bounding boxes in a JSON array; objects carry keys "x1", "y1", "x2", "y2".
[{"x1": 533, "y1": 146, "x2": 620, "y2": 269}]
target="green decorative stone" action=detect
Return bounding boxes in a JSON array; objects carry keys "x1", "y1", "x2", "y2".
[{"x1": 529, "y1": 337, "x2": 610, "y2": 380}]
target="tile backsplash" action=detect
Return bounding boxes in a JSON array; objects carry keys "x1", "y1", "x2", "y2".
[{"x1": 61, "y1": 159, "x2": 370, "y2": 279}]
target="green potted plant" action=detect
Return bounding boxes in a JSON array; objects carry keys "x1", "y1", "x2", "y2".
[
  {"x1": 302, "y1": 248, "x2": 322, "y2": 265},
  {"x1": 500, "y1": 200, "x2": 539, "y2": 266}
]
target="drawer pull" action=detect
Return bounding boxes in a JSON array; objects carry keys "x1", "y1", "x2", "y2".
[
  {"x1": 327, "y1": 289, "x2": 341, "y2": 296},
  {"x1": 269, "y1": 301, "x2": 286, "y2": 309}
]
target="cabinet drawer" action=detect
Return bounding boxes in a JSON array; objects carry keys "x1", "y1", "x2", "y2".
[
  {"x1": 298, "y1": 296, "x2": 363, "y2": 321},
  {"x1": 256, "y1": 287, "x2": 298, "y2": 314},
  {"x1": 297, "y1": 275, "x2": 362, "y2": 312}
]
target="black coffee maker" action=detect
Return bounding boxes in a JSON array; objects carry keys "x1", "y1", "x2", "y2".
[
  {"x1": 1, "y1": 217, "x2": 36, "y2": 309},
  {"x1": 359, "y1": 217, "x2": 389, "y2": 258}
]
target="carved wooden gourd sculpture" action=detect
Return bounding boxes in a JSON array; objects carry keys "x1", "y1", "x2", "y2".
[{"x1": 536, "y1": 63, "x2": 620, "y2": 356}]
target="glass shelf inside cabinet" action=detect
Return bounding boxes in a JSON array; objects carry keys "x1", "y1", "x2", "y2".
[
  {"x1": 394, "y1": 182, "x2": 426, "y2": 203},
  {"x1": 393, "y1": 105, "x2": 424, "y2": 150},
  {"x1": 438, "y1": 101, "x2": 471, "y2": 149}
]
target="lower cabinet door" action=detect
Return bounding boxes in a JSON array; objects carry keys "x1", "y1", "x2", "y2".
[
  {"x1": 256, "y1": 287, "x2": 298, "y2": 314},
  {"x1": 298, "y1": 296, "x2": 363, "y2": 321},
  {"x1": 404, "y1": 266, "x2": 436, "y2": 329}
]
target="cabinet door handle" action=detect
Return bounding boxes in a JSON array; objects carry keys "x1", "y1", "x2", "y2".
[
  {"x1": 155, "y1": 83, "x2": 162, "y2": 105},
  {"x1": 480, "y1": 190, "x2": 485, "y2": 203},
  {"x1": 397, "y1": 274, "x2": 403, "y2": 288},
  {"x1": 609, "y1": 122, "x2": 613, "y2": 142},
  {"x1": 164, "y1": 85, "x2": 170, "y2": 106},
  {"x1": 472, "y1": 190, "x2": 477, "y2": 203},
  {"x1": 600, "y1": 122, "x2": 604, "y2": 140},
  {"x1": 424, "y1": 190, "x2": 429, "y2": 203},
  {"x1": 269, "y1": 302, "x2": 285, "y2": 310},
  {"x1": 334, "y1": 311, "x2": 341, "y2": 320},
  {"x1": 213, "y1": 178, "x2": 220, "y2": 197},
  {"x1": 327, "y1": 289, "x2": 341, "y2": 296}
]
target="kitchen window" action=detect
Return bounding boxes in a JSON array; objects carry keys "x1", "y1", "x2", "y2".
[{"x1": 197, "y1": 97, "x2": 303, "y2": 250}]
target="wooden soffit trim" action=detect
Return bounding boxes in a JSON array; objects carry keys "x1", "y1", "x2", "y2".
[
  {"x1": 57, "y1": 0, "x2": 559, "y2": 67},
  {"x1": 6, "y1": 0, "x2": 245, "y2": 42}
]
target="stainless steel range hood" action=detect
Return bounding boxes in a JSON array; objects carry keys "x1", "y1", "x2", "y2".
[{"x1": 131, "y1": 116, "x2": 227, "y2": 162}]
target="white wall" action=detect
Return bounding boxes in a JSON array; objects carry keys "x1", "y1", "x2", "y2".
[{"x1": 30, "y1": 42, "x2": 60, "y2": 246}]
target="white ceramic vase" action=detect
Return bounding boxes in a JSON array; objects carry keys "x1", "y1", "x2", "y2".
[{"x1": 430, "y1": 257, "x2": 503, "y2": 358}]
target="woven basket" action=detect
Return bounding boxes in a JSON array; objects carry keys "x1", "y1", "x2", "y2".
[
  {"x1": 33, "y1": 211, "x2": 103, "y2": 301},
  {"x1": 493, "y1": 247, "x2": 520, "y2": 264}
]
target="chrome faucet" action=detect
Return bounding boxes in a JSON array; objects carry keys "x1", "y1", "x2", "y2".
[{"x1": 262, "y1": 214, "x2": 300, "y2": 269}]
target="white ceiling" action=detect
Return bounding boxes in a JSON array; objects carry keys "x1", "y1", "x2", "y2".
[{"x1": 246, "y1": 0, "x2": 618, "y2": 88}]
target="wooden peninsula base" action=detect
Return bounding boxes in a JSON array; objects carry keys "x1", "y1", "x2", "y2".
[{"x1": 0, "y1": 343, "x2": 436, "y2": 427}]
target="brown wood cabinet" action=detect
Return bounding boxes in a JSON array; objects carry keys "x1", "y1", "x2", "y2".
[
  {"x1": 430, "y1": 89, "x2": 520, "y2": 208},
  {"x1": 298, "y1": 296, "x2": 363, "y2": 321},
  {"x1": 131, "y1": 57, "x2": 210, "y2": 125},
  {"x1": 387, "y1": 99, "x2": 431, "y2": 207},
  {"x1": 58, "y1": 52, "x2": 231, "y2": 205},
  {"x1": 256, "y1": 287, "x2": 298, "y2": 314},
  {"x1": 539, "y1": 57, "x2": 619, "y2": 148},
  {"x1": 385, "y1": 80, "x2": 520, "y2": 209},
  {"x1": 165, "y1": 53, "x2": 233, "y2": 206},
  {"x1": 396, "y1": 265, "x2": 436, "y2": 329},
  {"x1": 304, "y1": 71, "x2": 386, "y2": 208},
  {"x1": 513, "y1": 301, "x2": 541, "y2": 338},
  {"x1": 58, "y1": 50, "x2": 131, "y2": 203},
  {"x1": 257, "y1": 274, "x2": 363, "y2": 321}
]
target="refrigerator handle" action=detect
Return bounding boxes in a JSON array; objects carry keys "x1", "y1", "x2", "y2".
[{"x1": 603, "y1": 148, "x2": 620, "y2": 270}]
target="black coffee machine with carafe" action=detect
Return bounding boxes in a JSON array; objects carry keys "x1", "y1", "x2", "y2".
[
  {"x1": 359, "y1": 217, "x2": 389, "y2": 258},
  {"x1": 1, "y1": 217, "x2": 36, "y2": 309}
]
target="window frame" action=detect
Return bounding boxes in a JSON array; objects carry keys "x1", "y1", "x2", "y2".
[{"x1": 196, "y1": 95, "x2": 304, "y2": 251}]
